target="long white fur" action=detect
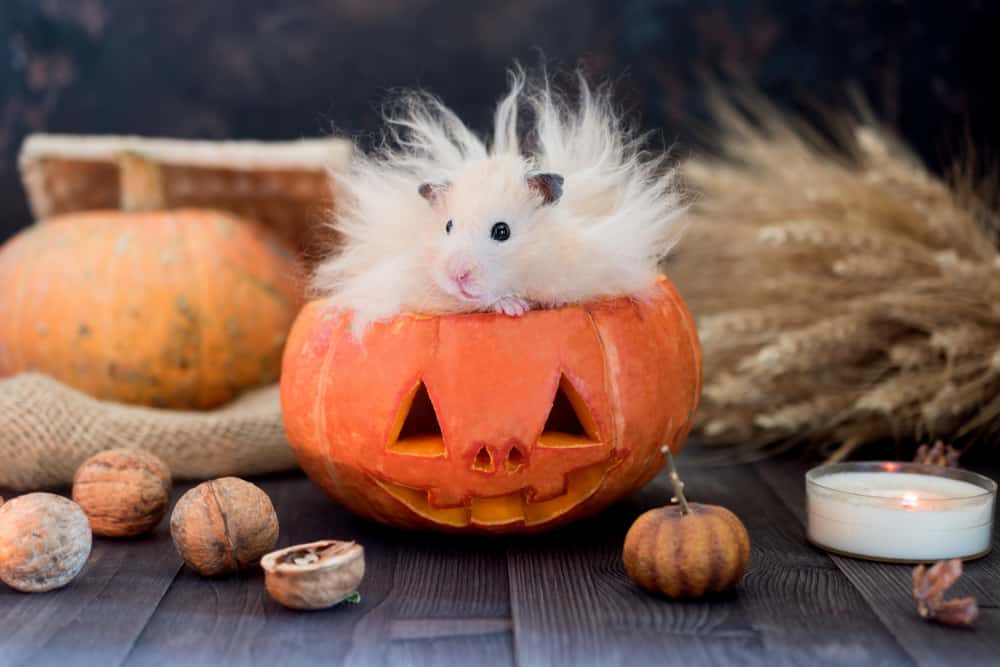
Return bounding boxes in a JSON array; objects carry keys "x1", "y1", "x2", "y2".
[{"x1": 313, "y1": 69, "x2": 685, "y2": 337}]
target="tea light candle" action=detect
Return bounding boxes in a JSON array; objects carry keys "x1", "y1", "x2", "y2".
[{"x1": 806, "y1": 462, "x2": 996, "y2": 563}]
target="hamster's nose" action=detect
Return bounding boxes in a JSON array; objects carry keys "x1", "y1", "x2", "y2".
[{"x1": 445, "y1": 257, "x2": 478, "y2": 290}]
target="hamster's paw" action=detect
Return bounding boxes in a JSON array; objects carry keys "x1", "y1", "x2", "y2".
[{"x1": 494, "y1": 295, "x2": 530, "y2": 317}]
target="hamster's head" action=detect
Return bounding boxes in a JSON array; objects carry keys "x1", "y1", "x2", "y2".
[{"x1": 419, "y1": 156, "x2": 564, "y2": 310}]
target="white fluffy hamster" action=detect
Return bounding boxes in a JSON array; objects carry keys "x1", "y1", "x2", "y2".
[{"x1": 313, "y1": 70, "x2": 685, "y2": 337}]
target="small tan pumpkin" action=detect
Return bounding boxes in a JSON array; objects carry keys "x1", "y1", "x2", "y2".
[{"x1": 623, "y1": 448, "x2": 750, "y2": 598}]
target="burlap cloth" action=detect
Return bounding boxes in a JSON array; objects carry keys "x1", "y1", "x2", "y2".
[{"x1": 0, "y1": 373, "x2": 297, "y2": 490}]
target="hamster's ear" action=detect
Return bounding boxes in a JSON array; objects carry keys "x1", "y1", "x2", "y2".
[
  {"x1": 418, "y1": 181, "x2": 450, "y2": 208},
  {"x1": 526, "y1": 172, "x2": 564, "y2": 206}
]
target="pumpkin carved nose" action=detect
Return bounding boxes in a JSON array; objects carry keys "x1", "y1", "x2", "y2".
[
  {"x1": 471, "y1": 444, "x2": 527, "y2": 474},
  {"x1": 505, "y1": 446, "x2": 525, "y2": 472},
  {"x1": 472, "y1": 446, "x2": 493, "y2": 472}
]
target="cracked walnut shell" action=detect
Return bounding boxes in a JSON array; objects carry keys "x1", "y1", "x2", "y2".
[
  {"x1": 72, "y1": 449, "x2": 173, "y2": 537},
  {"x1": 170, "y1": 477, "x2": 279, "y2": 576},
  {"x1": 0, "y1": 493, "x2": 92, "y2": 592},
  {"x1": 261, "y1": 540, "x2": 365, "y2": 610}
]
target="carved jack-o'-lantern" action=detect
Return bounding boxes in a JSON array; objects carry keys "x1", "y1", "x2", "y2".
[{"x1": 280, "y1": 276, "x2": 701, "y2": 533}]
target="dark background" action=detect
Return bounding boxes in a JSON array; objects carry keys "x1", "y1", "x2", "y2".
[{"x1": 2, "y1": 0, "x2": 998, "y2": 242}]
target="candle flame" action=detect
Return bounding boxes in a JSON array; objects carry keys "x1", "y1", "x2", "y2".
[{"x1": 901, "y1": 492, "x2": 919, "y2": 509}]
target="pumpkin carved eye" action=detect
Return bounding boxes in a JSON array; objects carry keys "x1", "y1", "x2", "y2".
[
  {"x1": 490, "y1": 222, "x2": 510, "y2": 242},
  {"x1": 445, "y1": 220, "x2": 453, "y2": 234},
  {"x1": 387, "y1": 382, "x2": 445, "y2": 457}
]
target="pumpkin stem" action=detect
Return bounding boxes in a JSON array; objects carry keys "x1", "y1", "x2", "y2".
[
  {"x1": 661, "y1": 445, "x2": 690, "y2": 515},
  {"x1": 118, "y1": 152, "x2": 166, "y2": 212}
]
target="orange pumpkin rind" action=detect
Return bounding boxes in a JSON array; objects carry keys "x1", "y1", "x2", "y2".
[
  {"x1": 0, "y1": 209, "x2": 303, "y2": 409},
  {"x1": 280, "y1": 276, "x2": 702, "y2": 533}
]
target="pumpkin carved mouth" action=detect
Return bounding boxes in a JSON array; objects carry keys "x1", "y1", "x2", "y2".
[
  {"x1": 375, "y1": 373, "x2": 612, "y2": 528},
  {"x1": 375, "y1": 462, "x2": 610, "y2": 527}
]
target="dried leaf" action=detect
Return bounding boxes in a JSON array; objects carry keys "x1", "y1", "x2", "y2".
[
  {"x1": 913, "y1": 441, "x2": 962, "y2": 468},
  {"x1": 912, "y1": 559, "x2": 978, "y2": 627},
  {"x1": 931, "y1": 597, "x2": 980, "y2": 626}
]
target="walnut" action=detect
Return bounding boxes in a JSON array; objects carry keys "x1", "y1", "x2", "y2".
[
  {"x1": 261, "y1": 540, "x2": 365, "y2": 610},
  {"x1": 0, "y1": 493, "x2": 92, "y2": 592},
  {"x1": 170, "y1": 477, "x2": 279, "y2": 576},
  {"x1": 914, "y1": 441, "x2": 961, "y2": 468},
  {"x1": 72, "y1": 449, "x2": 172, "y2": 537},
  {"x1": 913, "y1": 558, "x2": 978, "y2": 626}
]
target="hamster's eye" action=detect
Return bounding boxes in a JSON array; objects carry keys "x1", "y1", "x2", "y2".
[
  {"x1": 445, "y1": 220, "x2": 453, "y2": 234},
  {"x1": 490, "y1": 222, "x2": 511, "y2": 242}
]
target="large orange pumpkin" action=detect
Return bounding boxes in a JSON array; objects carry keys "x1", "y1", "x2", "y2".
[
  {"x1": 0, "y1": 209, "x2": 302, "y2": 409},
  {"x1": 280, "y1": 276, "x2": 701, "y2": 533}
]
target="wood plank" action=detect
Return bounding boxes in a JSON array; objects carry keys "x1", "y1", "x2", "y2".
[
  {"x1": 386, "y1": 634, "x2": 512, "y2": 666},
  {"x1": 0, "y1": 483, "x2": 189, "y2": 667},
  {"x1": 343, "y1": 531, "x2": 514, "y2": 667},
  {"x1": 123, "y1": 474, "x2": 514, "y2": 667},
  {"x1": 389, "y1": 618, "x2": 511, "y2": 640},
  {"x1": 507, "y1": 460, "x2": 915, "y2": 667},
  {"x1": 756, "y1": 458, "x2": 1000, "y2": 667},
  {"x1": 355, "y1": 533, "x2": 515, "y2": 665}
]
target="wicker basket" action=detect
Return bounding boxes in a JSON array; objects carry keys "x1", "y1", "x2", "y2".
[{"x1": 19, "y1": 133, "x2": 351, "y2": 254}]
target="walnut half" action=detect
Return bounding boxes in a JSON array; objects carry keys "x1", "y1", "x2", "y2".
[{"x1": 261, "y1": 540, "x2": 364, "y2": 610}]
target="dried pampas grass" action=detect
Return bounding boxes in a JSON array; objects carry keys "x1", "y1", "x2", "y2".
[{"x1": 670, "y1": 91, "x2": 1000, "y2": 462}]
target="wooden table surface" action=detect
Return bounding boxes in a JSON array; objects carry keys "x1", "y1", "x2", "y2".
[{"x1": 2, "y1": 457, "x2": 998, "y2": 667}]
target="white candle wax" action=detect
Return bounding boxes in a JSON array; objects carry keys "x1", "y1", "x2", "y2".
[{"x1": 806, "y1": 464, "x2": 996, "y2": 562}]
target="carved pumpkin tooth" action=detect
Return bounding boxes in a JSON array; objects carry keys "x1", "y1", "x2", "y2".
[
  {"x1": 470, "y1": 492, "x2": 524, "y2": 526},
  {"x1": 521, "y1": 463, "x2": 608, "y2": 526}
]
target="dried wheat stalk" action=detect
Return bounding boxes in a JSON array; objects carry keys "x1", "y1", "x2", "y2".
[{"x1": 669, "y1": 92, "x2": 1000, "y2": 461}]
